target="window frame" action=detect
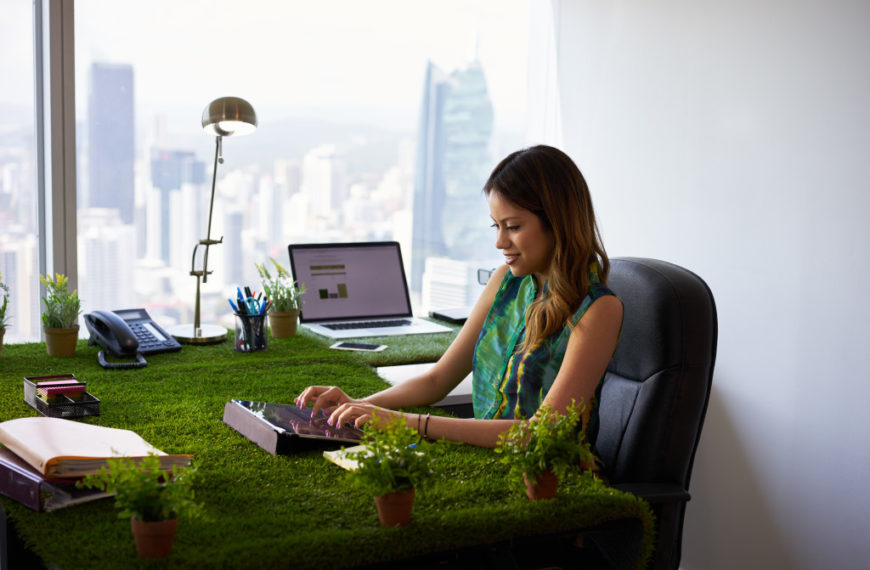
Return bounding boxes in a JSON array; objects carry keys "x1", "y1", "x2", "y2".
[{"x1": 35, "y1": 0, "x2": 78, "y2": 293}]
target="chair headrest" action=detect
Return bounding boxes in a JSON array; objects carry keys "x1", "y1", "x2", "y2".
[{"x1": 606, "y1": 257, "x2": 717, "y2": 383}]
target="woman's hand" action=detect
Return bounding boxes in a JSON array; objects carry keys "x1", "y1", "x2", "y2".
[
  {"x1": 296, "y1": 386, "x2": 406, "y2": 430},
  {"x1": 326, "y1": 401, "x2": 400, "y2": 430},
  {"x1": 295, "y1": 385, "x2": 357, "y2": 418}
]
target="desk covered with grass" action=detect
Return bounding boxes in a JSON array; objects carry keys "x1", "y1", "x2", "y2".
[{"x1": 0, "y1": 332, "x2": 653, "y2": 569}]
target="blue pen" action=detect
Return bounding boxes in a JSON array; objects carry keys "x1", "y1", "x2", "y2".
[{"x1": 228, "y1": 298, "x2": 239, "y2": 313}]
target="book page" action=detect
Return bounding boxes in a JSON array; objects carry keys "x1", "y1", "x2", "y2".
[{"x1": 0, "y1": 417, "x2": 190, "y2": 477}]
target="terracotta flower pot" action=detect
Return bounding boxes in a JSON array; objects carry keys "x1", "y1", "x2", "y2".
[
  {"x1": 268, "y1": 310, "x2": 299, "y2": 338},
  {"x1": 373, "y1": 488, "x2": 415, "y2": 526},
  {"x1": 523, "y1": 470, "x2": 559, "y2": 500},
  {"x1": 44, "y1": 325, "x2": 79, "y2": 357},
  {"x1": 130, "y1": 516, "x2": 178, "y2": 558}
]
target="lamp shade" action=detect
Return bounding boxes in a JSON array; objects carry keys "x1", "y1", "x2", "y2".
[{"x1": 202, "y1": 96, "x2": 257, "y2": 137}]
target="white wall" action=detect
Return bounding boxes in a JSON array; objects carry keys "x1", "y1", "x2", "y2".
[{"x1": 552, "y1": 1, "x2": 870, "y2": 568}]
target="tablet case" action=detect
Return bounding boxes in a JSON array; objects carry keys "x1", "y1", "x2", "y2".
[{"x1": 222, "y1": 399, "x2": 363, "y2": 455}]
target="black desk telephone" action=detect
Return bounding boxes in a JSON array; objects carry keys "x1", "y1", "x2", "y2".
[{"x1": 84, "y1": 308, "x2": 182, "y2": 369}]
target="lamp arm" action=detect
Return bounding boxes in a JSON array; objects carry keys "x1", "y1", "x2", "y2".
[
  {"x1": 206, "y1": 135, "x2": 222, "y2": 243},
  {"x1": 201, "y1": 135, "x2": 224, "y2": 283}
]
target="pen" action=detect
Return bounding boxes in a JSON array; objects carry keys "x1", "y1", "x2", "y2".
[{"x1": 228, "y1": 299, "x2": 239, "y2": 312}]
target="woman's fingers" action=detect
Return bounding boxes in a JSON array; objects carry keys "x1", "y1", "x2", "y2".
[
  {"x1": 328, "y1": 403, "x2": 401, "y2": 431},
  {"x1": 296, "y1": 386, "x2": 351, "y2": 417}
]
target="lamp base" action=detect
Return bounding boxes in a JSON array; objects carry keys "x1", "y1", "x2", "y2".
[{"x1": 166, "y1": 323, "x2": 227, "y2": 345}]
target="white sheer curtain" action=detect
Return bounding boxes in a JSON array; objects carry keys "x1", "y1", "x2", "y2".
[{"x1": 525, "y1": 0, "x2": 563, "y2": 147}]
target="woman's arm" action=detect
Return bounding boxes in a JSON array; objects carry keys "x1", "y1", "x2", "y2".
[
  {"x1": 540, "y1": 294, "x2": 623, "y2": 419},
  {"x1": 325, "y1": 281, "x2": 622, "y2": 449},
  {"x1": 407, "y1": 293, "x2": 622, "y2": 447}
]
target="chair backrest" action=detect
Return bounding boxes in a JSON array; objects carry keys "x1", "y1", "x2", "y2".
[{"x1": 594, "y1": 257, "x2": 718, "y2": 487}]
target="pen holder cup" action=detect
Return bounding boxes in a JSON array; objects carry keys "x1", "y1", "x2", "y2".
[{"x1": 234, "y1": 313, "x2": 268, "y2": 353}]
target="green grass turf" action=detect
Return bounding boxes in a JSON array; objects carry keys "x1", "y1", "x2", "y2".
[{"x1": 0, "y1": 334, "x2": 653, "y2": 569}]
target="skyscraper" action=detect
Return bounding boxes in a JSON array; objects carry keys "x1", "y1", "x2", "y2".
[
  {"x1": 150, "y1": 150, "x2": 205, "y2": 264},
  {"x1": 411, "y1": 60, "x2": 494, "y2": 293},
  {"x1": 87, "y1": 62, "x2": 135, "y2": 224}
]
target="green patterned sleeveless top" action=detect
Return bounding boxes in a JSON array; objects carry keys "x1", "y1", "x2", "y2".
[{"x1": 472, "y1": 262, "x2": 617, "y2": 437}]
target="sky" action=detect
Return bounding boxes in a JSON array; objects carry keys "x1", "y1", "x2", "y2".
[{"x1": 0, "y1": 0, "x2": 529, "y2": 131}]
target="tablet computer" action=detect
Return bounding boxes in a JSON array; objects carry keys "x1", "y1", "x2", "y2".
[{"x1": 223, "y1": 399, "x2": 363, "y2": 455}]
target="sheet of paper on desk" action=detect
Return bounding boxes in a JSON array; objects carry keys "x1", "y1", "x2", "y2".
[{"x1": 322, "y1": 444, "x2": 368, "y2": 471}]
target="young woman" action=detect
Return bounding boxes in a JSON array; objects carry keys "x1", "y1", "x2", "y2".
[{"x1": 296, "y1": 145, "x2": 622, "y2": 449}]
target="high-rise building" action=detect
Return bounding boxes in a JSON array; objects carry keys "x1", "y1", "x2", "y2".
[
  {"x1": 411, "y1": 60, "x2": 494, "y2": 292},
  {"x1": 0, "y1": 231, "x2": 39, "y2": 342},
  {"x1": 150, "y1": 149, "x2": 206, "y2": 264},
  {"x1": 86, "y1": 62, "x2": 135, "y2": 224},
  {"x1": 301, "y1": 144, "x2": 346, "y2": 223},
  {"x1": 77, "y1": 208, "x2": 137, "y2": 314}
]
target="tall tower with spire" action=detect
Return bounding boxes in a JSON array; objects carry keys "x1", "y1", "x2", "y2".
[{"x1": 410, "y1": 59, "x2": 494, "y2": 293}]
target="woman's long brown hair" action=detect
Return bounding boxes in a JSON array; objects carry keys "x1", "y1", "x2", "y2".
[{"x1": 483, "y1": 145, "x2": 609, "y2": 351}]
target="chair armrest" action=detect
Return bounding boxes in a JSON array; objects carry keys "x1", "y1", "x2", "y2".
[{"x1": 611, "y1": 483, "x2": 691, "y2": 504}]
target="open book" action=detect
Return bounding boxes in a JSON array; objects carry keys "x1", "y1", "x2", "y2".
[{"x1": 0, "y1": 417, "x2": 191, "y2": 478}]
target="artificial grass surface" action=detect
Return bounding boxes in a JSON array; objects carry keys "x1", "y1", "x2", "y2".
[{"x1": 0, "y1": 333, "x2": 653, "y2": 569}]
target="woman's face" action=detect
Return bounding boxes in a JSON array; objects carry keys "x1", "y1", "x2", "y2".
[{"x1": 488, "y1": 190, "x2": 555, "y2": 280}]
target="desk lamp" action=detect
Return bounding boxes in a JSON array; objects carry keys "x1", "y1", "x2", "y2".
[{"x1": 167, "y1": 96, "x2": 257, "y2": 344}]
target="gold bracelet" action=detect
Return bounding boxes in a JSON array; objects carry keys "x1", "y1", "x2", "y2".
[{"x1": 423, "y1": 413, "x2": 431, "y2": 440}]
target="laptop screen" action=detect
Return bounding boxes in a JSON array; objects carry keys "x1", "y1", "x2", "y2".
[{"x1": 288, "y1": 242, "x2": 413, "y2": 323}]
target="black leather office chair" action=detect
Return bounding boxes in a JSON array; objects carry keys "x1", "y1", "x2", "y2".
[{"x1": 593, "y1": 257, "x2": 718, "y2": 570}]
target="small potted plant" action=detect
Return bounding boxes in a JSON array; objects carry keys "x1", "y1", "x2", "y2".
[
  {"x1": 0, "y1": 271, "x2": 9, "y2": 357},
  {"x1": 347, "y1": 414, "x2": 434, "y2": 526},
  {"x1": 40, "y1": 273, "x2": 82, "y2": 356},
  {"x1": 77, "y1": 454, "x2": 203, "y2": 559},
  {"x1": 254, "y1": 257, "x2": 305, "y2": 338},
  {"x1": 494, "y1": 401, "x2": 597, "y2": 500}
]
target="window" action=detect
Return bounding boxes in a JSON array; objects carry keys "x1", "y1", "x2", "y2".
[
  {"x1": 9, "y1": 0, "x2": 531, "y2": 341},
  {"x1": 0, "y1": 0, "x2": 39, "y2": 342}
]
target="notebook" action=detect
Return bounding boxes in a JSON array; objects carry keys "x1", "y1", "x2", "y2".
[{"x1": 287, "y1": 241, "x2": 453, "y2": 339}]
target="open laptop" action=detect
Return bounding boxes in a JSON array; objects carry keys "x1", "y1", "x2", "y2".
[{"x1": 287, "y1": 241, "x2": 453, "y2": 339}]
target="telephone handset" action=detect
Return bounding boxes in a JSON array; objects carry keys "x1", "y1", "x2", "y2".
[{"x1": 84, "y1": 308, "x2": 182, "y2": 369}]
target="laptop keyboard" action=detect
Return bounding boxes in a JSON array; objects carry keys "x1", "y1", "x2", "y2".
[{"x1": 324, "y1": 319, "x2": 411, "y2": 331}]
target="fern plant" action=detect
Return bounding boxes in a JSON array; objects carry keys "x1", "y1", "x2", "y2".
[
  {"x1": 494, "y1": 400, "x2": 597, "y2": 484},
  {"x1": 39, "y1": 273, "x2": 81, "y2": 329},
  {"x1": 77, "y1": 455, "x2": 203, "y2": 522},
  {"x1": 348, "y1": 414, "x2": 434, "y2": 497},
  {"x1": 0, "y1": 271, "x2": 9, "y2": 331}
]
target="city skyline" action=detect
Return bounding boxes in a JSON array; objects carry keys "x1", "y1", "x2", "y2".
[
  {"x1": 0, "y1": 55, "x2": 514, "y2": 343},
  {"x1": 0, "y1": 1, "x2": 529, "y2": 343}
]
